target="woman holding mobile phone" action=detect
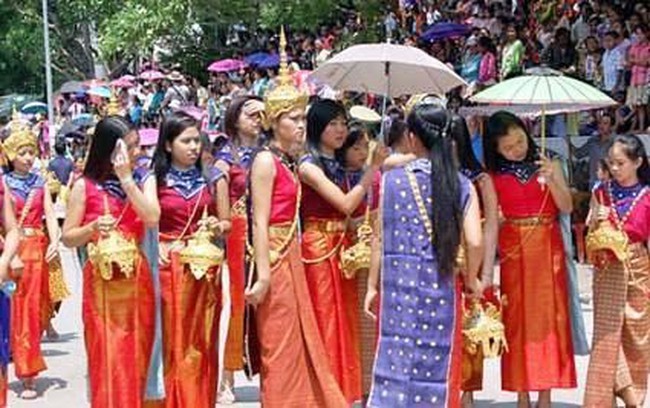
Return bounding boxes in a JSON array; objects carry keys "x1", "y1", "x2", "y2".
[
  {"x1": 62, "y1": 116, "x2": 162, "y2": 408},
  {"x1": 2, "y1": 115, "x2": 59, "y2": 400}
]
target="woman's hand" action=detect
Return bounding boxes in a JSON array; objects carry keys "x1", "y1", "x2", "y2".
[
  {"x1": 364, "y1": 286, "x2": 379, "y2": 321},
  {"x1": 595, "y1": 205, "x2": 611, "y2": 222},
  {"x1": 9, "y1": 256, "x2": 23, "y2": 278},
  {"x1": 536, "y1": 156, "x2": 555, "y2": 183},
  {"x1": 97, "y1": 214, "x2": 116, "y2": 234},
  {"x1": 112, "y1": 143, "x2": 132, "y2": 182},
  {"x1": 0, "y1": 258, "x2": 10, "y2": 283},
  {"x1": 464, "y1": 277, "x2": 484, "y2": 299},
  {"x1": 245, "y1": 279, "x2": 270, "y2": 307},
  {"x1": 205, "y1": 216, "x2": 223, "y2": 237},
  {"x1": 370, "y1": 143, "x2": 390, "y2": 168}
]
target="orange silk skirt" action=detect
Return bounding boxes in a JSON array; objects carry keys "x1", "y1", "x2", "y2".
[
  {"x1": 158, "y1": 248, "x2": 221, "y2": 408},
  {"x1": 584, "y1": 244, "x2": 650, "y2": 407},
  {"x1": 256, "y1": 229, "x2": 347, "y2": 408},
  {"x1": 82, "y1": 252, "x2": 155, "y2": 408},
  {"x1": 224, "y1": 214, "x2": 246, "y2": 371},
  {"x1": 11, "y1": 233, "x2": 49, "y2": 378},
  {"x1": 302, "y1": 220, "x2": 362, "y2": 403},
  {"x1": 0, "y1": 368, "x2": 6, "y2": 408},
  {"x1": 499, "y1": 220, "x2": 577, "y2": 391}
]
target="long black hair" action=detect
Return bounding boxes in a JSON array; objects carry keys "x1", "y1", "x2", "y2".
[
  {"x1": 407, "y1": 105, "x2": 462, "y2": 275},
  {"x1": 449, "y1": 115, "x2": 483, "y2": 173},
  {"x1": 610, "y1": 134, "x2": 650, "y2": 185},
  {"x1": 483, "y1": 111, "x2": 539, "y2": 172},
  {"x1": 152, "y1": 111, "x2": 201, "y2": 185},
  {"x1": 84, "y1": 116, "x2": 134, "y2": 182}
]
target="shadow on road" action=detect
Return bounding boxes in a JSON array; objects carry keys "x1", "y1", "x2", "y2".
[
  {"x1": 41, "y1": 332, "x2": 79, "y2": 344},
  {"x1": 234, "y1": 385, "x2": 260, "y2": 402},
  {"x1": 42, "y1": 349, "x2": 70, "y2": 358},
  {"x1": 8, "y1": 376, "x2": 69, "y2": 398}
]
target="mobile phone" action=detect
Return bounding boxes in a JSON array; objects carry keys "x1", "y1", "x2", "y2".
[{"x1": 111, "y1": 139, "x2": 127, "y2": 164}]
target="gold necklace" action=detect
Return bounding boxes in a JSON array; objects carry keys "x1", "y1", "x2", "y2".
[{"x1": 406, "y1": 169, "x2": 434, "y2": 239}]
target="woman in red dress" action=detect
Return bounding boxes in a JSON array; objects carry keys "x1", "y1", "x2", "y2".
[
  {"x1": 62, "y1": 116, "x2": 162, "y2": 408},
  {"x1": 299, "y1": 99, "x2": 385, "y2": 403},
  {"x1": 449, "y1": 116, "x2": 499, "y2": 408},
  {"x1": 2, "y1": 118, "x2": 59, "y2": 399},
  {"x1": 584, "y1": 134, "x2": 650, "y2": 407},
  {"x1": 483, "y1": 111, "x2": 576, "y2": 407},
  {"x1": 246, "y1": 33, "x2": 346, "y2": 407},
  {"x1": 149, "y1": 112, "x2": 230, "y2": 408},
  {"x1": 214, "y1": 96, "x2": 263, "y2": 404},
  {"x1": 334, "y1": 124, "x2": 380, "y2": 398},
  {"x1": 0, "y1": 175, "x2": 22, "y2": 408}
]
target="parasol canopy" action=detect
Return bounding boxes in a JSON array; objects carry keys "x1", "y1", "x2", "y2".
[
  {"x1": 139, "y1": 70, "x2": 165, "y2": 81},
  {"x1": 311, "y1": 43, "x2": 466, "y2": 98},
  {"x1": 469, "y1": 67, "x2": 616, "y2": 109},
  {"x1": 420, "y1": 22, "x2": 472, "y2": 42},
  {"x1": 207, "y1": 59, "x2": 247, "y2": 73}
]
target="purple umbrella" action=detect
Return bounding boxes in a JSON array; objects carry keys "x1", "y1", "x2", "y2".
[
  {"x1": 207, "y1": 59, "x2": 247, "y2": 73},
  {"x1": 420, "y1": 22, "x2": 471, "y2": 42},
  {"x1": 257, "y1": 54, "x2": 281, "y2": 69},
  {"x1": 244, "y1": 52, "x2": 272, "y2": 66}
]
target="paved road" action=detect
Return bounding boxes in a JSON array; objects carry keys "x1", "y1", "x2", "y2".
[{"x1": 4, "y1": 255, "x2": 642, "y2": 407}]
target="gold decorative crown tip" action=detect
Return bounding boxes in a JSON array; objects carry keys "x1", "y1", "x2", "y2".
[
  {"x1": 3, "y1": 107, "x2": 37, "y2": 162},
  {"x1": 106, "y1": 88, "x2": 121, "y2": 116},
  {"x1": 263, "y1": 26, "x2": 309, "y2": 121}
]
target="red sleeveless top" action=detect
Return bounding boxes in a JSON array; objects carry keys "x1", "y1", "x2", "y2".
[
  {"x1": 158, "y1": 187, "x2": 215, "y2": 237},
  {"x1": 82, "y1": 178, "x2": 144, "y2": 239},
  {"x1": 492, "y1": 173, "x2": 559, "y2": 219},
  {"x1": 270, "y1": 156, "x2": 299, "y2": 225},
  {"x1": 4, "y1": 173, "x2": 45, "y2": 228}
]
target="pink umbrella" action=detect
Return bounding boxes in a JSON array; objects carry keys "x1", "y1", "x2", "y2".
[
  {"x1": 180, "y1": 106, "x2": 205, "y2": 120},
  {"x1": 111, "y1": 77, "x2": 134, "y2": 88},
  {"x1": 207, "y1": 59, "x2": 247, "y2": 73},
  {"x1": 139, "y1": 70, "x2": 165, "y2": 81},
  {"x1": 139, "y1": 128, "x2": 159, "y2": 146},
  {"x1": 121, "y1": 74, "x2": 136, "y2": 81},
  {"x1": 293, "y1": 70, "x2": 319, "y2": 96}
]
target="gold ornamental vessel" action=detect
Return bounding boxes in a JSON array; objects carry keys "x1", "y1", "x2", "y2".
[{"x1": 179, "y1": 207, "x2": 224, "y2": 280}]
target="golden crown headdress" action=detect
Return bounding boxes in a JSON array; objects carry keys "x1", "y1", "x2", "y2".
[
  {"x1": 106, "y1": 88, "x2": 122, "y2": 117},
  {"x1": 3, "y1": 107, "x2": 38, "y2": 162},
  {"x1": 264, "y1": 27, "x2": 309, "y2": 122}
]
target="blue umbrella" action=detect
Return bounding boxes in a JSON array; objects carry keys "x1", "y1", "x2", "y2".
[
  {"x1": 20, "y1": 102, "x2": 47, "y2": 115},
  {"x1": 244, "y1": 52, "x2": 271, "y2": 66},
  {"x1": 257, "y1": 54, "x2": 281, "y2": 69},
  {"x1": 71, "y1": 113, "x2": 95, "y2": 127},
  {"x1": 87, "y1": 86, "x2": 111, "y2": 98},
  {"x1": 420, "y1": 22, "x2": 471, "y2": 42}
]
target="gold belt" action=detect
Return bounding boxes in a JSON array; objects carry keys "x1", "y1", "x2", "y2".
[
  {"x1": 232, "y1": 196, "x2": 246, "y2": 216},
  {"x1": 269, "y1": 223, "x2": 293, "y2": 238},
  {"x1": 21, "y1": 227, "x2": 44, "y2": 237},
  {"x1": 504, "y1": 215, "x2": 555, "y2": 226},
  {"x1": 304, "y1": 219, "x2": 347, "y2": 233}
]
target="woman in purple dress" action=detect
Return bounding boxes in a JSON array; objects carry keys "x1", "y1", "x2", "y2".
[{"x1": 365, "y1": 105, "x2": 483, "y2": 407}]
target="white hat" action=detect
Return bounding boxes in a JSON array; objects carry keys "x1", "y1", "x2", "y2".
[{"x1": 350, "y1": 105, "x2": 381, "y2": 123}]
